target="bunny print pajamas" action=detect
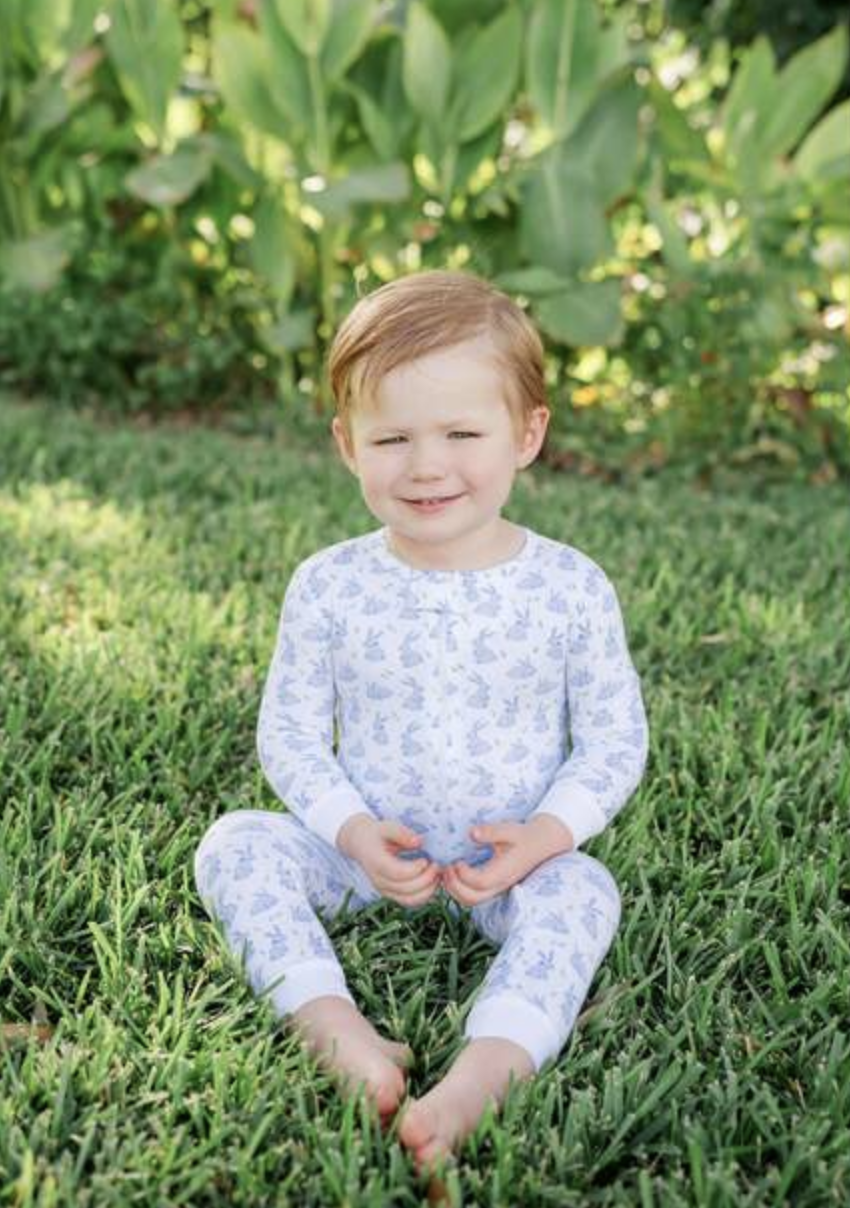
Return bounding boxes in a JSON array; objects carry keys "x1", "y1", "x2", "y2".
[{"x1": 194, "y1": 525, "x2": 649, "y2": 1072}]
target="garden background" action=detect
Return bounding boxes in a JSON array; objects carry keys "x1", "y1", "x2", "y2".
[{"x1": 1, "y1": 1, "x2": 848, "y2": 1205}]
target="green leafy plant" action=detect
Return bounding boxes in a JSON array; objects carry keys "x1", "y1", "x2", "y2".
[
  {"x1": 0, "y1": 220, "x2": 275, "y2": 417},
  {"x1": 638, "y1": 23, "x2": 850, "y2": 467}
]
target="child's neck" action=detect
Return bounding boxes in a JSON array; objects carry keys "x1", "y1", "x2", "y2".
[{"x1": 385, "y1": 519, "x2": 525, "y2": 572}]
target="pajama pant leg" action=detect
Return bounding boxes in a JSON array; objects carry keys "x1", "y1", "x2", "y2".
[
  {"x1": 462, "y1": 852, "x2": 622, "y2": 1074},
  {"x1": 193, "y1": 809, "x2": 380, "y2": 1016}
]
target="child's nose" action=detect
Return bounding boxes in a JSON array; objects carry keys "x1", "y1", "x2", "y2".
[{"x1": 408, "y1": 443, "x2": 449, "y2": 475}]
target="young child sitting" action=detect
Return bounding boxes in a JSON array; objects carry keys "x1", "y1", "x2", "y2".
[{"x1": 194, "y1": 269, "x2": 649, "y2": 1176}]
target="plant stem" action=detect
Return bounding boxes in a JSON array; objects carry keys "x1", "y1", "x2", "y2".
[{"x1": 307, "y1": 49, "x2": 335, "y2": 412}]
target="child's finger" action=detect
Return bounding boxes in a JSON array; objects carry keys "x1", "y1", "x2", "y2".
[
  {"x1": 395, "y1": 852, "x2": 432, "y2": 875},
  {"x1": 452, "y1": 860, "x2": 491, "y2": 889},
  {"x1": 385, "y1": 854, "x2": 437, "y2": 886},
  {"x1": 391, "y1": 866, "x2": 442, "y2": 905},
  {"x1": 383, "y1": 823, "x2": 424, "y2": 849},
  {"x1": 442, "y1": 866, "x2": 476, "y2": 908},
  {"x1": 449, "y1": 862, "x2": 504, "y2": 905},
  {"x1": 379, "y1": 845, "x2": 425, "y2": 874}
]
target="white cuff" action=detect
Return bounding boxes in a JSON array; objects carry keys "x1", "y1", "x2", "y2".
[
  {"x1": 302, "y1": 783, "x2": 378, "y2": 849},
  {"x1": 464, "y1": 991, "x2": 563, "y2": 1073},
  {"x1": 265, "y1": 957, "x2": 355, "y2": 1016},
  {"x1": 529, "y1": 783, "x2": 608, "y2": 849}
]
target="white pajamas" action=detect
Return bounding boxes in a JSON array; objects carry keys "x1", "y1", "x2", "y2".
[{"x1": 194, "y1": 525, "x2": 649, "y2": 1070}]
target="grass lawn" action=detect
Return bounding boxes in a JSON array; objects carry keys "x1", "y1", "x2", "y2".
[{"x1": 1, "y1": 395, "x2": 848, "y2": 1207}]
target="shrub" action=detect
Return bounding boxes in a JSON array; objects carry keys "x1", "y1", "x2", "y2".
[{"x1": 0, "y1": 222, "x2": 277, "y2": 419}]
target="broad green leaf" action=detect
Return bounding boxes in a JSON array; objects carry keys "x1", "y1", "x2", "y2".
[
  {"x1": 520, "y1": 153, "x2": 611, "y2": 275},
  {"x1": 322, "y1": 0, "x2": 376, "y2": 81},
  {"x1": 494, "y1": 267, "x2": 571, "y2": 295},
  {"x1": 596, "y1": 9, "x2": 632, "y2": 82},
  {"x1": 19, "y1": 74, "x2": 69, "y2": 140},
  {"x1": 560, "y1": 75, "x2": 640, "y2": 205},
  {"x1": 760, "y1": 24, "x2": 849, "y2": 161},
  {"x1": 403, "y1": 2, "x2": 451, "y2": 125},
  {"x1": 105, "y1": 0, "x2": 183, "y2": 142},
  {"x1": 343, "y1": 81, "x2": 397, "y2": 159},
  {"x1": 260, "y1": 1, "x2": 313, "y2": 132},
  {"x1": 250, "y1": 197, "x2": 299, "y2": 305},
  {"x1": 648, "y1": 79, "x2": 710, "y2": 168},
  {"x1": 273, "y1": 0, "x2": 331, "y2": 56},
  {"x1": 0, "y1": 0, "x2": 17, "y2": 56},
  {"x1": 381, "y1": 39, "x2": 417, "y2": 149},
  {"x1": 811, "y1": 177, "x2": 850, "y2": 222},
  {"x1": 794, "y1": 99, "x2": 850, "y2": 182},
  {"x1": 313, "y1": 162, "x2": 409, "y2": 219},
  {"x1": 214, "y1": 23, "x2": 289, "y2": 140},
  {"x1": 525, "y1": 0, "x2": 600, "y2": 140},
  {"x1": 202, "y1": 132, "x2": 264, "y2": 189},
  {"x1": 125, "y1": 144, "x2": 213, "y2": 207},
  {"x1": 535, "y1": 280, "x2": 622, "y2": 346},
  {"x1": 62, "y1": 0, "x2": 100, "y2": 54},
  {"x1": 264, "y1": 308, "x2": 316, "y2": 353},
  {"x1": 453, "y1": 123, "x2": 502, "y2": 191},
  {"x1": 316, "y1": 162, "x2": 410, "y2": 216},
  {"x1": 428, "y1": 0, "x2": 506, "y2": 36},
  {"x1": 17, "y1": 0, "x2": 73, "y2": 62},
  {"x1": 722, "y1": 35, "x2": 775, "y2": 157},
  {"x1": 0, "y1": 226, "x2": 75, "y2": 292},
  {"x1": 450, "y1": 5, "x2": 522, "y2": 142}
]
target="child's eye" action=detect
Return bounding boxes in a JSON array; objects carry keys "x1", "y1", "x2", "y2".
[{"x1": 374, "y1": 433, "x2": 479, "y2": 445}]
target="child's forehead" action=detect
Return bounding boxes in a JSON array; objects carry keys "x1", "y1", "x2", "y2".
[
  {"x1": 356, "y1": 384, "x2": 512, "y2": 433},
  {"x1": 382, "y1": 336, "x2": 503, "y2": 384},
  {"x1": 368, "y1": 343, "x2": 508, "y2": 414}
]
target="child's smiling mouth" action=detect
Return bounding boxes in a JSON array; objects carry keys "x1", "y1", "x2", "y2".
[{"x1": 402, "y1": 493, "x2": 465, "y2": 512}]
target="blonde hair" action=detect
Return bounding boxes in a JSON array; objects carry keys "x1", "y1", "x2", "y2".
[{"x1": 328, "y1": 270, "x2": 547, "y2": 441}]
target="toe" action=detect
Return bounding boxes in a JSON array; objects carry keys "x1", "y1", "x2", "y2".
[
  {"x1": 415, "y1": 1137, "x2": 454, "y2": 1178},
  {"x1": 398, "y1": 1098, "x2": 439, "y2": 1151},
  {"x1": 381, "y1": 1038, "x2": 414, "y2": 1068},
  {"x1": 341, "y1": 1056, "x2": 405, "y2": 1121},
  {"x1": 371, "y1": 1063, "x2": 406, "y2": 1117}
]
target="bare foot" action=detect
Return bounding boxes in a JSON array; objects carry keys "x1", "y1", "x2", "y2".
[
  {"x1": 398, "y1": 1037, "x2": 535, "y2": 1174},
  {"x1": 291, "y1": 996, "x2": 413, "y2": 1123}
]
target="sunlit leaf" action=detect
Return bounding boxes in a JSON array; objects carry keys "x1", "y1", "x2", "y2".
[
  {"x1": 450, "y1": 5, "x2": 522, "y2": 142},
  {"x1": 322, "y1": 0, "x2": 376, "y2": 81},
  {"x1": 125, "y1": 145, "x2": 214, "y2": 208},
  {"x1": 535, "y1": 279, "x2": 622, "y2": 346},
  {"x1": 403, "y1": 2, "x2": 451, "y2": 125},
  {"x1": 0, "y1": 226, "x2": 76, "y2": 292},
  {"x1": 105, "y1": 0, "x2": 183, "y2": 142}
]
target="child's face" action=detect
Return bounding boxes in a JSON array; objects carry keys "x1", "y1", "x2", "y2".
[{"x1": 331, "y1": 337, "x2": 549, "y2": 566}]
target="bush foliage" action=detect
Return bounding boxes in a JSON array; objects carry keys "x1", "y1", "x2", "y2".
[{"x1": 0, "y1": 0, "x2": 847, "y2": 477}]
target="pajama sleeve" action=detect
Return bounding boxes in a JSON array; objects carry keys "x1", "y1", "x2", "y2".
[
  {"x1": 529, "y1": 563, "x2": 649, "y2": 849},
  {"x1": 256, "y1": 559, "x2": 379, "y2": 849}
]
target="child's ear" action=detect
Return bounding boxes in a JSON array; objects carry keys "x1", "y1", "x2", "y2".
[
  {"x1": 517, "y1": 407, "x2": 550, "y2": 468},
  {"x1": 331, "y1": 417, "x2": 358, "y2": 474}
]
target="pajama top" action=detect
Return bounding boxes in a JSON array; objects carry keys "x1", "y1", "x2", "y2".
[{"x1": 257, "y1": 525, "x2": 649, "y2": 866}]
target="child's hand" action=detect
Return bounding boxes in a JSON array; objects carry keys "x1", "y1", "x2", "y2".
[
  {"x1": 441, "y1": 820, "x2": 569, "y2": 907},
  {"x1": 339, "y1": 816, "x2": 442, "y2": 908}
]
